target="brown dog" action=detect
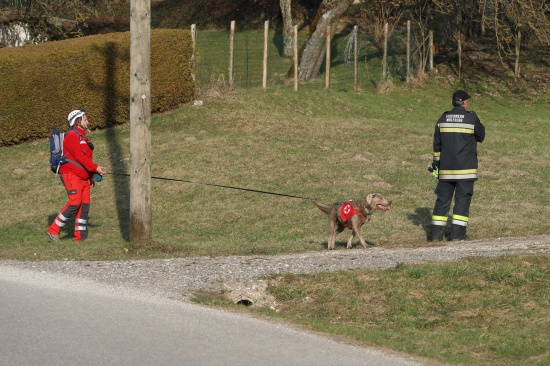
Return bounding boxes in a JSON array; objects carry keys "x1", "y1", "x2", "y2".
[{"x1": 314, "y1": 193, "x2": 391, "y2": 250}]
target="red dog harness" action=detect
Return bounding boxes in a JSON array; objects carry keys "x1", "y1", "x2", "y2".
[{"x1": 339, "y1": 201, "x2": 364, "y2": 222}]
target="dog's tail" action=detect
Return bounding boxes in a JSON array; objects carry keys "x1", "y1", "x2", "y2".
[{"x1": 313, "y1": 201, "x2": 330, "y2": 215}]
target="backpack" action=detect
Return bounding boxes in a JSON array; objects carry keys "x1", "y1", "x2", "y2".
[
  {"x1": 49, "y1": 129, "x2": 66, "y2": 173},
  {"x1": 49, "y1": 128, "x2": 83, "y2": 173}
]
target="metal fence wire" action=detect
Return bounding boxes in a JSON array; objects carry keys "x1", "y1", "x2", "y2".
[{"x1": 193, "y1": 23, "x2": 432, "y2": 94}]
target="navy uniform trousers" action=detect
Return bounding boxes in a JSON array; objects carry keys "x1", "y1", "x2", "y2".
[{"x1": 431, "y1": 180, "x2": 474, "y2": 240}]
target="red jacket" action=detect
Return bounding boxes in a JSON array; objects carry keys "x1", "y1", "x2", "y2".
[{"x1": 59, "y1": 126, "x2": 98, "y2": 180}]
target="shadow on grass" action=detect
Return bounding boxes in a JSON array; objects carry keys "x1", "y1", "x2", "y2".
[
  {"x1": 47, "y1": 213, "x2": 102, "y2": 241},
  {"x1": 86, "y1": 41, "x2": 130, "y2": 241},
  {"x1": 316, "y1": 238, "x2": 377, "y2": 250},
  {"x1": 408, "y1": 207, "x2": 432, "y2": 241}
]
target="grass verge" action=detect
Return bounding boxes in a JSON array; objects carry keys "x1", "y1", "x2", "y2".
[{"x1": 193, "y1": 254, "x2": 550, "y2": 365}]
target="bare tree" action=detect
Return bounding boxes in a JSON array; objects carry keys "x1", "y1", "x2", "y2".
[
  {"x1": 356, "y1": 0, "x2": 406, "y2": 50},
  {"x1": 295, "y1": 0, "x2": 354, "y2": 81},
  {"x1": 280, "y1": 0, "x2": 294, "y2": 56},
  {"x1": 409, "y1": 0, "x2": 433, "y2": 78},
  {"x1": 486, "y1": 0, "x2": 550, "y2": 58}
]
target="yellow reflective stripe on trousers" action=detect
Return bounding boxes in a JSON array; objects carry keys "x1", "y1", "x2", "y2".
[
  {"x1": 452, "y1": 214, "x2": 469, "y2": 226},
  {"x1": 432, "y1": 215, "x2": 448, "y2": 226},
  {"x1": 452, "y1": 214, "x2": 469, "y2": 222}
]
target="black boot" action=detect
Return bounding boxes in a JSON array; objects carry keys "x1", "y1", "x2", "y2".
[
  {"x1": 450, "y1": 224, "x2": 467, "y2": 241},
  {"x1": 429, "y1": 225, "x2": 445, "y2": 241}
]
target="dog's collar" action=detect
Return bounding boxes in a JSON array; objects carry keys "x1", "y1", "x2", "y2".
[{"x1": 361, "y1": 203, "x2": 372, "y2": 216}]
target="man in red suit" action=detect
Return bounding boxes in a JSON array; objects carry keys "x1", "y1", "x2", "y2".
[{"x1": 47, "y1": 109, "x2": 106, "y2": 242}]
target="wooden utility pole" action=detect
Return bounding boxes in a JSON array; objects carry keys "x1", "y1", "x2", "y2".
[{"x1": 130, "y1": 0, "x2": 152, "y2": 245}]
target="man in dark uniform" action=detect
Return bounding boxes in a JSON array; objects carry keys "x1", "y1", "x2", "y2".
[{"x1": 429, "y1": 90, "x2": 485, "y2": 241}]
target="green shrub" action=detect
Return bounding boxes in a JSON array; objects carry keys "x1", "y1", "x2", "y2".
[{"x1": 0, "y1": 29, "x2": 194, "y2": 146}]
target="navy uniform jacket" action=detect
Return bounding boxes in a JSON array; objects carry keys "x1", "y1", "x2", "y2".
[{"x1": 433, "y1": 106, "x2": 485, "y2": 181}]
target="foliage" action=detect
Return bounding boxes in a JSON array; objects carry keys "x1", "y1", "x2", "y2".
[
  {"x1": 429, "y1": 0, "x2": 550, "y2": 55},
  {"x1": 0, "y1": 29, "x2": 194, "y2": 146},
  {"x1": 151, "y1": 0, "x2": 284, "y2": 30},
  {"x1": 0, "y1": 0, "x2": 129, "y2": 41}
]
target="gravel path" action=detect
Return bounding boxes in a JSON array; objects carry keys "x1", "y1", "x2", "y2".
[{"x1": 2, "y1": 235, "x2": 548, "y2": 305}]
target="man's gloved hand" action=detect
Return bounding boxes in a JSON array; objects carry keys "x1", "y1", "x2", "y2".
[{"x1": 428, "y1": 163, "x2": 439, "y2": 178}]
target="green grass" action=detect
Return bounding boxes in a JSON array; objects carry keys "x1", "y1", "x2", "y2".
[
  {"x1": 194, "y1": 254, "x2": 550, "y2": 365},
  {"x1": 0, "y1": 75, "x2": 549, "y2": 260}
]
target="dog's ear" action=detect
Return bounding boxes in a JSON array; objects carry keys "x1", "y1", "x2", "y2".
[{"x1": 366, "y1": 194, "x2": 374, "y2": 205}]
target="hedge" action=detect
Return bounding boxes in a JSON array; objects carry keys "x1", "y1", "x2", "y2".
[{"x1": 0, "y1": 29, "x2": 194, "y2": 146}]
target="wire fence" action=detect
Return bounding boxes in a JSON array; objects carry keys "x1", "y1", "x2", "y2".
[{"x1": 192, "y1": 21, "x2": 434, "y2": 94}]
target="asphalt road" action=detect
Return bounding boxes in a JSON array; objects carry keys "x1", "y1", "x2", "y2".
[{"x1": 0, "y1": 265, "x2": 422, "y2": 366}]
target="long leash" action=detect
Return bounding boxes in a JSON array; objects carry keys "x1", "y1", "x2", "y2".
[{"x1": 106, "y1": 172, "x2": 315, "y2": 201}]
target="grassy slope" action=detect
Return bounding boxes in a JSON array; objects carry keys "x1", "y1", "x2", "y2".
[{"x1": 0, "y1": 76, "x2": 548, "y2": 260}]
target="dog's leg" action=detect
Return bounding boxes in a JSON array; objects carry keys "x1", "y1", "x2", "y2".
[
  {"x1": 351, "y1": 218, "x2": 369, "y2": 249},
  {"x1": 327, "y1": 217, "x2": 336, "y2": 250},
  {"x1": 357, "y1": 233, "x2": 369, "y2": 249},
  {"x1": 346, "y1": 232, "x2": 355, "y2": 249}
]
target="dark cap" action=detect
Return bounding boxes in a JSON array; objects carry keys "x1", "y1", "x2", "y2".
[{"x1": 452, "y1": 90, "x2": 471, "y2": 102}]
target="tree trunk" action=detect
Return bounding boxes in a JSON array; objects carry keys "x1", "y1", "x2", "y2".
[
  {"x1": 296, "y1": 0, "x2": 354, "y2": 81},
  {"x1": 280, "y1": 0, "x2": 294, "y2": 57},
  {"x1": 480, "y1": 0, "x2": 486, "y2": 36},
  {"x1": 457, "y1": 31, "x2": 462, "y2": 79}
]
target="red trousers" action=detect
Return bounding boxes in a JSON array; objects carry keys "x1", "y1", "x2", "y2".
[{"x1": 47, "y1": 173, "x2": 91, "y2": 242}]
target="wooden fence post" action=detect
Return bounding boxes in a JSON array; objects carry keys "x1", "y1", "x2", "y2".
[
  {"x1": 325, "y1": 27, "x2": 330, "y2": 90},
  {"x1": 406, "y1": 20, "x2": 410, "y2": 83},
  {"x1": 429, "y1": 30, "x2": 433, "y2": 73},
  {"x1": 354, "y1": 25, "x2": 358, "y2": 93},
  {"x1": 514, "y1": 30, "x2": 521, "y2": 79},
  {"x1": 263, "y1": 21, "x2": 268, "y2": 89},
  {"x1": 190, "y1": 24, "x2": 196, "y2": 82},
  {"x1": 229, "y1": 20, "x2": 235, "y2": 87},
  {"x1": 382, "y1": 22, "x2": 388, "y2": 82},
  {"x1": 294, "y1": 25, "x2": 298, "y2": 91}
]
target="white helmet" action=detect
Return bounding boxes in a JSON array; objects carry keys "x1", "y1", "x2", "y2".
[{"x1": 67, "y1": 109, "x2": 85, "y2": 127}]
